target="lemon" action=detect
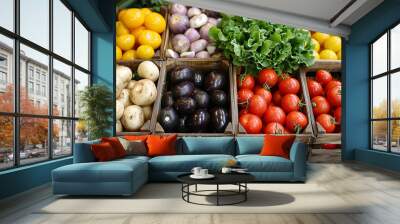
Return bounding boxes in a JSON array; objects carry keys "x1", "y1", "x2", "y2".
[
  {"x1": 116, "y1": 46, "x2": 122, "y2": 61},
  {"x1": 313, "y1": 50, "x2": 320, "y2": 60},
  {"x1": 118, "y1": 9, "x2": 127, "y2": 21},
  {"x1": 324, "y1": 36, "x2": 341, "y2": 53},
  {"x1": 116, "y1": 21, "x2": 129, "y2": 36},
  {"x1": 312, "y1": 32, "x2": 330, "y2": 45},
  {"x1": 319, "y1": 49, "x2": 338, "y2": 60},
  {"x1": 138, "y1": 30, "x2": 162, "y2": 49},
  {"x1": 116, "y1": 34, "x2": 135, "y2": 51},
  {"x1": 141, "y1": 8, "x2": 152, "y2": 16},
  {"x1": 131, "y1": 26, "x2": 146, "y2": 40},
  {"x1": 311, "y1": 38, "x2": 320, "y2": 52},
  {"x1": 337, "y1": 50, "x2": 342, "y2": 60},
  {"x1": 122, "y1": 50, "x2": 136, "y2": 61},
  {"x1": 136, "y1": 45, "x2": 154, "y2": 59},
  {"x1": 144, "y1": 12, "x2": 166, "y2": 33},
  {"x1": 121, "y1": 8, "x2": 144, "y2": 29}
]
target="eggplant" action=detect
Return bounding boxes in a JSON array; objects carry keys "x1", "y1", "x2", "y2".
[
  {"x1": 193, "y1": 70, "x2": 205, "y2": 88},
  {"x1": 174, "y1": 97, "x2": 196, "y2": 114},
  {"x1": 193, "y1": 90, "x2": 210, "y2": 108},
  {"x1": 170, "y1": 67, "x2": 194, "y2": 84},
  {"x1": 158, "y1": 107, "x2": 178, "y2": 132},
  {"x1": 191, "y1": 109, "x2": 210, "y2": 131},
  {"x1": 172, "y1": 81, "x2": 194, "y2": 98},
  {"x1": 161, "y1": 91, "x2": 174, "y2": 107},
  {"x1": 177, "y1": 116, "x2": 189, "y2": 133},
  {"x1": 204, "y1": 71, "x2": 226, "y2": 91},
  {"x1": 210, "y1": 107, "x2": 228, "y2": 132},
  {"x1": 210, "y1": 90, "x2": 227, "y2": 106}
]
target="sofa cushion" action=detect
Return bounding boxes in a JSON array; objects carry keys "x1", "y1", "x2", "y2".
[
  {"x1": 149, "y1": 154, "x2": 235, "y2": 172},
  {"x1": 236, "y1": 155, "x2": 293, "y2": 172},
  {"x1": 101, "y1": 137, "x2": 127, "y2": 158},
  {"x1": 91, "y1": 142, "x2": 118, "y2": 161},
  {"x1": 180, "y1": 137, "x2": 235, "y2": 155},
  {"x1": 147, "y1": 134, "x2": 177, "y2": 157},
  {"x1": 259, "y1": 135, "x2": 295, "y2": 159},
  {"x1": 236, "y1": 136, "x2": 264, "y2": 155},
  {"x1": 73, "y1": 140, "x2": 100, "y2": 163}
]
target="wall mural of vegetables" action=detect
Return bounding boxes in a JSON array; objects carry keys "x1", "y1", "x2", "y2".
[{"x1": 166, "y1": 3, "x2": 221, "y2": 59}]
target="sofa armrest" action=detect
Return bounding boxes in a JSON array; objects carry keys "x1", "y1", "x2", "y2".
[
  {"x1": 73, "y1": 140, "x2": 99, "y2": 163},
  {"x1": 289, "y1": 141, "x2": 307, "y2": 181}
]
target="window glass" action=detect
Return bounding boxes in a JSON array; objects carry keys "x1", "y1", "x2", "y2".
[
  {"x1": 53, "y1": 119, "x2": 72, "y2": 157},
  {"x1": 372, "y1": 121, "x2": 388, "y2": 151},
  {"x1": 391, "y1": 24, "x2": 400, "y2": 70},
  {"x1": 20, "y1": 0, "x2": 49, "y2": 49},
  {"x1": 0, "y1": 0, "x2": 14, "y2": 31},
  {"x1": 75, "y1": 120, "x2": 88, "y2": 143},
  {"x1": 372, "y1": 33, "x2": 387, "y2": 76},
  {"x1": 372, "y1": 76, "x2": 387, "y2": 119},
  {"x1": 0, "y1": 34, "x2": 14, "y2": 113},
  {"x1": 74, "y1": 69, "x2": 89, "y2": 118},
  {"x1": 391, "y1": 72, "x2": 400, "y2": 118},
  {"x1": 19, "y1": 117, "x2": 49, "y2": 165},
  {"x1": 53, "y1": 0, "x2": 72, "y2": 60},
  {"x1": 391, "y1": 120, "x2": 400, "y2": 153},
  {"x1": 20, "y1": 44, "x2": 49, "y2": 115},
  {"x1": 53, "y1": 59, "x2": 72, "y2": 117},
  {"x1": 0, "y1": 116, "x2": 13, "y2": 170},
  {"x1": 74, "y1": 18, "x2": 89, "y2": 70}
]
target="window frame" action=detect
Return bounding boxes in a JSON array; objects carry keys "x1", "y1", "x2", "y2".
[
  {"x1": 0, "y1": 0, "x2": 92, "y2": 171},
  {"x1": 370, "y1": 21, "x2": 400, "y2": 154}
]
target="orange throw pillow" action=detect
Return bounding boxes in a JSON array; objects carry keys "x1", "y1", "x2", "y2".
[
  {"x1": 124, "y1": 135, "x2": 149, "y2": 141},
  {"x1": 91, "y1": 142, "x2": 117, "y2": 162},
  {"x1": 259, "y1": 135, "x2": 296, "y2": 159},
  {"x1": 146, "y1": 134, "x2": 177, "y2": 157},
  {"x1": 101, "y1": 137, "x2": 126, "y2": 158}
]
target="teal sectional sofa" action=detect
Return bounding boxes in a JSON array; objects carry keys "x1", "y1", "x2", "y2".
[{"x1": 52, "y1": 136, "x2": 307, "y2": 196}]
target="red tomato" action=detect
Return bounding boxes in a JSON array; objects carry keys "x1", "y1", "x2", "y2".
[
  {"x1": 254, "y1": 86, "x2": 272, "y2": 105},
  {"x1": 237, "y1": 88, "x2": 254, "y2": 108},
  {"x1": 327, "y1": 85, "x2": 341, "y2": 107},
  {"x1": 272, "y1": 91, "x2": 282, "y2": 106},
  {"x1": 316, "y1": 70, "x2": 333, "y2": 86},
  {"x1": 279, "y1": 77, "x2": 300, "y2": 95},
  {"x1": 307, "y1": 79, "x2": 324, "y2": 98},
  {"x1": 317, "y1": 114, "x2": 336, "y2": 133},
  {"x1": 334, "y1": 107, "x2": 341, "y2": 124},
  {"x1": 258, "y1": 68, "x2": 278, "y2": 88},
  {"x1": 263, "y1": 122, "x2": 286, "y2": 134},
  {"x1": 248, "y1": 95, "x2": 267, "y2": 117},
  {"x1": 285, "y1": 111, "x2": 308, "y2": 133},
  {"x1": 239, "y1": 108, "x2": 249, "y2": 117},
  {"x1": 281, "y1": 94, "x2": 301, "y2": 113},
  {"x1": 311, "y1": 96, "x2": 331, "y2": 116},
  {"x1": 325, "y1": 80, "x2": 341, "y2": 92},
  {"x1": 239, "y1": 114, "x2": 263, "y2": 134},
  {"x1": 264, "y1": 106, "x2": 286, "y2": 125},
  {"x1": 237, "y1": 74, "x2": 255, "y2": 90}
]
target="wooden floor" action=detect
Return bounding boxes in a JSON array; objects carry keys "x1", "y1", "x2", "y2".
[{"x1": 1, "y1": 159, "x2": 400, "y2": 224}]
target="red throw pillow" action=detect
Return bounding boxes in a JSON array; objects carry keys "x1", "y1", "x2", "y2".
[
  {"x1": 146, "y1": 134, "x2": 177, "y2": 157},
  {"x1": 91, "y1": 142, "x2": 117, "y2": 162},
  {"x1": 259, "y1": 135, "x2": 296, "y2": 159},
  {"x1": 101, "y1": 137, "x2": 126, "y2": 158},
  {"x1": 124, "y1": 135, "x2": 149, "y2": 141}
]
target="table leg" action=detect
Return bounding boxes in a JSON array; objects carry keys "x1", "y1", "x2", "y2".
[
  {"x1": 195, "y1": 184, "x2": 197, "y2": 192},
  {"x1": 216, "y1": 184, "x2": 219, "y2": 206},
  {"x1": 245, "y1": 183, "x2": 247, "y2": 201}
]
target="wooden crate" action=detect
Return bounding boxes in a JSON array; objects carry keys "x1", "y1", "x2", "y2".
[
  {"x1": 152, "y1": 59, "x2": 235, "y2": 136},
  {"x1": 300, "y1": 59, "x2": 342, "y2": 144},
  {"x1": 233, "y1": 67, "x2": 315, "y2": 144},
  {"x1": 116, "y1": 60, "x2": 166, "y2": 136}
]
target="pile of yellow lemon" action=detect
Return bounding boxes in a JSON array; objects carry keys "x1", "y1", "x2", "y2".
[
  {"x1": 311, "y1": 32, "x2": 341, "y2": 60},
  {"x1": 116, "y1": 8, "x2": 166, "y2": 61}
]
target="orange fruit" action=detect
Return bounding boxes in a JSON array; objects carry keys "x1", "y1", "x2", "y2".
[
  {"x1": 144, "y1": 12, "x2": 166, "y2": 33},
  {"x1": 138, "y1": 30, "x2": 162, "y2": 49},
  {"x1": 136, "y1": 45, "x2": 154, "y2": 59},
  {"x1": 131, "y1": 26, "x2": 146, "y2": 40},
  {"x1": 116, "y1": 21, "x2": 129, "y2": 36},
  {"x1": 141, "y1": 8, "x2": 152, "y2": 16},
  {"x1": 118, "y1": 9, "x2": 127, "y2": 21},
  {"x1": 116, "y1": 34, "x2": 135, "y2": 51},
  {"x1": 121, "y1": 8, "x2": 144, "y2": 29},
  {"x1": 116, "y1": 46, "x2": 122, "y2": 61},
  {"x1": 122, "y1": 50, "x2": 136, "y2": 61}
]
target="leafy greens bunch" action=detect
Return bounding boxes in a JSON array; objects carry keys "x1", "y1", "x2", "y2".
[{"x1": 209, "y1": 15, "x2": 315, "y2": 75}]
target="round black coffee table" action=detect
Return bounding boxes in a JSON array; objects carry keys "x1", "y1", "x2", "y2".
[{"x1": 177, "y1": 173, "x2": 255, "y2": 206}]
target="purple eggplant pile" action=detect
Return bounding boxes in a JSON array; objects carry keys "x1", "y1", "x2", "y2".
[{"x1": 158, "y1": 67, "x2": 230, "y2": 133}]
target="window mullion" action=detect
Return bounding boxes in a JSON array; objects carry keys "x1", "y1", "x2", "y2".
[
  {"x1": 387, "y1": 30, "x2": 391, "y2": 152},
  {"x1": 48, "y1": 0, "x2": 54, "y2": 160},
  {"x1": 13, "y1": 0, "x2": 20, "y2": 167},
  {"x1": 71, "y1": 10, "x2": 76, "y2": 155}
]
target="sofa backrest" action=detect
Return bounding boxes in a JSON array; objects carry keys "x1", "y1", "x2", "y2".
[
  {"x1": 178, "y1": 137, "x2": 235, "y2": 155},
  {"x1": 236, "y1": 136, "x2": 264, "y2": 155},
  {"x1": 73, "y1": 140, "x2": 100, "y2": 163}
]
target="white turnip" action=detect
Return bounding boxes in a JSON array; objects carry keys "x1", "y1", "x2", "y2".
[
  {"x1": 142, "y1": 105, "x2": 153, "y2": 121},
  {"x1": 170, "y1": 3, "x2": 187, "y2": 15},
  {"x1": 195, "y1": 51, "x2": 210, "y2": 58},
  {"x1": 166, "y1": 49, "x2": 179, "y2": 58},
  {"x1": 127, "y1": 80, "x2": 137, "y2": 90},
  {"x1": 137, "y1": 61, "x2": 159, "y2": 81},
  {"x1": 116, "y1": 65, "x2": 132, "y2": 97},
  {"x1": 190, "y1": 13, "x2": 208, "y2": 28},
  {"x1": 116, "y1": 120, "x2": 122, "y2": 132},
  {"x1": 130, "y1": 79, "x2": 157, "y2": 106},
  {"x1": 180, "y1": 51, "x2": 195, "y2": 58},
  {"x1": 190, "y1": 39, "x2": 207, "y2": 52},
  {"x1": 116, "y1": 100, "x2": 124, "y2": 120},
  {"x1": 206, "y1": 43, "x2": 216, "y2": 54},
  {"x1": 187, "y1": 7, "x2": 201, "y2": 17},
  {"x1": 172, "y1": 34, "x2": 190, "y2": 53},
  {"x1": 184, "y1": 28, "x2": 200, "y2": 43},
  {"x1": 118, "y1": 89, "x2": 131, "y2": 107},
  {"x1": 121, "y1": 105, "x2": 144, "y2": 131},
  {"x1": 199, "y1": 23, "x2": 214, "y2": 40},
  {"x1": 169, "y1": 14, "x2": 189, "y2": 34}
]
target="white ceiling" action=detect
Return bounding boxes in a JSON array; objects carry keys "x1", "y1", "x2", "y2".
[{"x1": 170, "y1": 0, "x2": 384, "y2": 37}]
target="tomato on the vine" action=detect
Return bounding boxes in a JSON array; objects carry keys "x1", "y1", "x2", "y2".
[
  {"x1": 258, "y1": 68, "x2": 278, "y2": 88},
  {"x1": 279, "y1": 77, "x2": 300, "y2": 95},
  {"x1": 327, "y1": 85, "x2": 341, "y2": 107},
  {"x1": 237, "y1": 74, "x2": 255, "y2": 90},
  {"x1": 281, "y1": 94, "x2": 301, "y2": 113},
  {"x1": 311, "y1": 96, "x2": 331, "y2": 116},
  {"x1": 248, "y1": 95, "x2": 267, "y2": 117},
  {"x1": 272, "y1": 91, "x2": 282, "y2": 106},
  {"x1": 237, "y1": 88, "x2": 253, "y2": 108},
  {"x1": 334, "y1": 107, "x2": 341, "y2": 124},
  {"x1": 254, "y1": 86, "x2": 272, "y2": 105},
  {"x1": 285, "y1": 111, "x2": 308, "y2": 134},
  {"x1": 263, "y1": 122, "x2": 286, "y2": 134},
  {"x1": 264, "y1": 106, "x2": 286, "y2": 125},
  {"x1": 316, "y1": 70, "x2": 333, "y2": 86},
  {"x1": 307, "y1": 79, "x2": 324, "y2": 98},
  {"x1": 239, "y1": 114, "x2": 262, "y2": 134},
  {"x1": 317, "y1": 114, "x2": 336, "y2": 133}
]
